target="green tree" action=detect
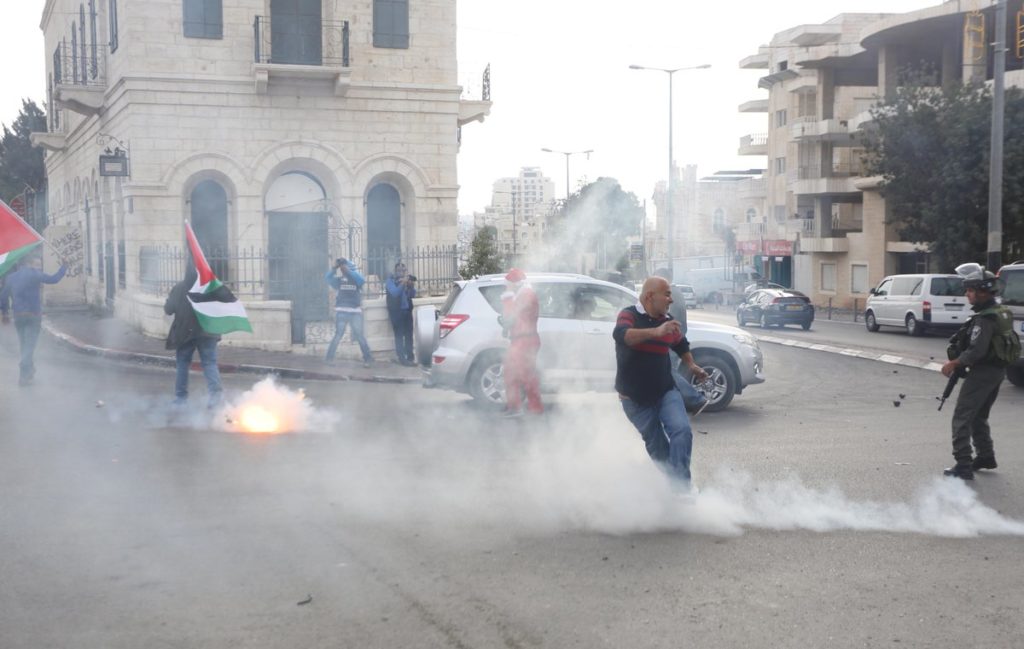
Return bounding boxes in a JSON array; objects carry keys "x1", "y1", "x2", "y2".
[
  {"x1": 459, "y1": 225, "x2": 504, "y2": 278},
  {"x1": 0, "y1": 99, "x2": 47, "y2": 203},
  {"x1": 863, "y1": 78, "x2": 1024, "y2": 268},
  {"x1": 544, "y1": 177, "x2": 644, "y2": 271}
]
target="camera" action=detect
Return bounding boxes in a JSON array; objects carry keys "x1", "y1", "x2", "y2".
[{"x1": 407, "y1": 274, "x2": 417, "y2": 282}]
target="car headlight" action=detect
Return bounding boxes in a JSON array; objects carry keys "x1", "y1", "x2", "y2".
[{"x1": 732, "y1": 333, "x2": 759, "y2": 348}]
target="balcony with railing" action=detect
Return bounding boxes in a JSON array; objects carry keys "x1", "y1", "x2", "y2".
[
  {"x1": 252, "y1": 16, "x2": 351, "y2": 94},
  {"x1": 738, "y1": 132, "x2": 768, "y2": 156},
  {"x1": 52, "y1": 40, "x2": 109, "y2": 116}
]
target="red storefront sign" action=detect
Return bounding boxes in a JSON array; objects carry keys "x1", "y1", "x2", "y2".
[{"x1": 736, "y1": 240, "x2": 792, "y2": 256}]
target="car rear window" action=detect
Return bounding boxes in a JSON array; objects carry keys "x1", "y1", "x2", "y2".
[
  {"x1": 477, "y1": 285, "x2": 505, "y2": 313},
  {"x1": 930, "y1": 277, "x2": 965, "y2": 297},
  {"x1": 777, "y1": 296, "x2": 808, "y2": 305},
  {"x1": 1000, "y1": 268, "x2": 1024, "y2": 306}
]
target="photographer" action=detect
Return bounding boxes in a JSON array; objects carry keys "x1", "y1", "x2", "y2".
[
  {"x1": 385, "y1": 262, "x2": 417, "y2": 366},
  {"x1": 324, "y1": 257, "x2": 373, "y2": 368}
]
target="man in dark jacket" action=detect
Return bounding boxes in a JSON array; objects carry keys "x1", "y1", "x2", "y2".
[
  {"x1": 0, "y1": 255, "x2": 67, "y2": 386},
  {"x1": 940, "y1": 268, "x2": 1017, "y2": 480},
  {"x1": 385, "y1": 262, "x2": 417, "y2": 365},
  {"x1": 614, "y1": 276, "x2": 709, "y2": 490},
  {"x1": 324, "y1": 257, "x2": 372, "y2": 367},
  {"x1": 165, "y1": 267, "x2": 222, "y2": 407}
]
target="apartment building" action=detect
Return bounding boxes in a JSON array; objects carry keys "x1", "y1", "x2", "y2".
[
  {"x1": 32, "y1": 0, "x2": 489, "y2": 349},
  {"x1": 487, "y1": 166, "x2": 555, "y2": 261},
  {"x1": 738, "y1": 1, "x2": 1024, "y2": 308}
]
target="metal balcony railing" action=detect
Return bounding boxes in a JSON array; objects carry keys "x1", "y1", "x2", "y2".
[
  {"x1": 53, "y1": 40, "x2": 108, "y2": 88},
  {"x1": 739, "y1": 133, "x2": 768, "y2": 148},
  {"x1": 253, "y1": 15, "x2": 350, "y2": 67}
]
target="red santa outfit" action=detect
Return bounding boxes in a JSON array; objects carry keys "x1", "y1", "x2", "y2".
[{"x1": 501, "y1": 268, "x2": 543, "y2": 415}]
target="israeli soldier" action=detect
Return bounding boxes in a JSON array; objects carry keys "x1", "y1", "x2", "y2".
[{"x1": 940, "y1": 267, "x2": 1021, "y2": 480}]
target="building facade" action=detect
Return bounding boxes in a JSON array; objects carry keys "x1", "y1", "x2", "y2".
[
  {"x1": 738, "y1": 1, "x2": 1024, "y2": 308},
  {"x1": 33, "y1": 0, "x2": 489, "y2": 350}
]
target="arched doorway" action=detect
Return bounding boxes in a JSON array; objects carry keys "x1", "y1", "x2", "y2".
[
  {"x1": 266, "y1": 171, "x2": 329, "y2": 343},
  {"x1": 190, "y1": 179, "x2": 229, "y2": 281},
  {"x1": 366, "y1": 183, "x2": 401, "y2": 280}
]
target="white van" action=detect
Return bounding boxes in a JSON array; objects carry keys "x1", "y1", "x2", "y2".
[{"x1": 864, "y1": 274, "x2": 968, "y2": 336}]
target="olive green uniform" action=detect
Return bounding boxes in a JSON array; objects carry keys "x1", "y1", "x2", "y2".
[{"x1": 947, "y1": 300, "x2": 1010, "y2": 468}]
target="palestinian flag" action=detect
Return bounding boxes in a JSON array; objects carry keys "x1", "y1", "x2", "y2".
[
  {"x1": 184, "y1": 221, "x2": 252, "y2": 335},
  {"x1": 0, "y1": 199, "x2": 43, "y2": 278}
]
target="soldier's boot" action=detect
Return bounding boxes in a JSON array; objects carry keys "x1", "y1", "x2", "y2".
[
  {"x1": 943, "y1": 465, "x2": 975, "y2": 481},
  {"x1": 972, "y1": 456, "x2": 997, "y2": 471}
]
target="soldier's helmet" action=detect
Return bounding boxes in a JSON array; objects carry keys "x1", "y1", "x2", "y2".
[{"x1": 958, "y1": 264, "x2": 998, "y2": 292}]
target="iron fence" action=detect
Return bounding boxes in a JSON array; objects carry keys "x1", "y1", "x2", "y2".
[
  {"x1": 138, "y1": 244, "x2": 459, "y2": 300},
  {"x1": 253, "y1": 16, "x2": 350, "y2": 67},
  {"x1": 53, "y1": 40, "x2": 108, "y2": 87}
]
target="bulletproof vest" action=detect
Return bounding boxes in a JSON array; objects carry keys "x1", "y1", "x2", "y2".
[{"x1": 973, "y1": 305, "x2": 1021, "y2": 367}]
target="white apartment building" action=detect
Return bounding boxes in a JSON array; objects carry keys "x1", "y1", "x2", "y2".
[
  {"x1": 738, "y1": 1, "x2": 1024, "y2": 308},
  {"x1": 487, "y1": 166, "x2": 555, "y2": 261},
  {"x1": 32, "y1": 0, "x2": 489, "y2": 349}
]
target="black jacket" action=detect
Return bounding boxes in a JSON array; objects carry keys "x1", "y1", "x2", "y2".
[{"x1": 164, "y1": 271, "x2": 220, "y2": 350}]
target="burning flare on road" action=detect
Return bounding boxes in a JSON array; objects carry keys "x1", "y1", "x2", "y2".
[{"x1": 222, "y1": 377, "x2": 316, "y2": 435}]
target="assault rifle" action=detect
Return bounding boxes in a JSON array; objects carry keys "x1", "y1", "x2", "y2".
[{"x1": 937, "y1": 366, "x2": 966, "y2": 411}]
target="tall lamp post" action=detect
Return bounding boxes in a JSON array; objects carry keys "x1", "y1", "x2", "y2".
[
  {"x1": 628, "y1": 63, "x2": 710, "y2": 273},
  {"x1": 541, "y1": 147, "x2": 594, "y2": 200}
]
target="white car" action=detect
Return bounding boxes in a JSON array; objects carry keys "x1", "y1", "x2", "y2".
[
  {"x1": 415, "y1": 273, "x2": 765, "y2": 411},
  {"x1": 864, "y1": 273, "x2": 968, "y2": 336}
]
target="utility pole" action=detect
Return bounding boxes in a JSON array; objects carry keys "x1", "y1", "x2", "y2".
[{"x1": 988, "y1": 0, "x2": 1007, "y2": 270}]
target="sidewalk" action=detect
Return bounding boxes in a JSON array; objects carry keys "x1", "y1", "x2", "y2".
[{"x1": 42, "y1": 307, "x2": 423, "y2": 384}]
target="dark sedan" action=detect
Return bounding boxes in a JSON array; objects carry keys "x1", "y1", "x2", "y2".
[{"x1": 736, "y1": 289, "x2": 815, "y2": 330}]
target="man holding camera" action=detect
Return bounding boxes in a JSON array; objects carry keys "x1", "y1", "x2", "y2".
[
  {"x1": 385, "y1": 262, "x2": 417, "y2": 366},
  {"x1": 325, "y1": 257, "x2": 373, "y2": 368}
]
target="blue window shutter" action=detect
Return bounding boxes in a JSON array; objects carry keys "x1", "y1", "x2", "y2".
[
  {"x1": 373, "y1": 0, "x2": 409, "y2": 49},
  {"x1": 184, "y1": 0, "x2": 222, "y2": 39}
]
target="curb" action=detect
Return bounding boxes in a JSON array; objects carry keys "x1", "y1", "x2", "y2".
[
  {"x1": 753, "y1": 333, "x2": 944, "y2": 373},
  {"x1": 43, "y1": 321, "x2": 421, "y2": 385}
]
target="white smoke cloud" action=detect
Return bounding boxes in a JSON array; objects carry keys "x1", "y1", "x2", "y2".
[{"x1": 220, "y1": 376, "x2": 339, "y2": 434}]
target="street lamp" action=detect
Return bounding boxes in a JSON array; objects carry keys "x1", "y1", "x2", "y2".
[
  {"x1": 541, "y1": 147, "x2": 594, "y2": 200},
  {"x1": 628, "y1": 63, "x2": 710, "y2": 270}
]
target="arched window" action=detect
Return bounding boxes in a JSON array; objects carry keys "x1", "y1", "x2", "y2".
[
  {"x1": 190, "y1": 179, "x2": 229, "y2": 280},
  {"x1": 745, "y1": 208, "x2": 757, "y2": 224},
  {"x1": 366, "y1": 183, "x2": 401, "y2": 279}
]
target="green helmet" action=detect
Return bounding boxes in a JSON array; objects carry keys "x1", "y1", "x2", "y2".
[{"x1": 961, "y1": 267, "x2": 998, "y2": 292}]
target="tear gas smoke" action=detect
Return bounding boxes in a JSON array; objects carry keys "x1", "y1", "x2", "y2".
[{"x1": 330, "y1": 409, "x2": 1024, "y2": 539}]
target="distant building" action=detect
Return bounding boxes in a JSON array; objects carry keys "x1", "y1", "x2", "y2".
[
  {"x1": 485, "y1": 167, "x2": 555, "y2": 261},
  {"x1": 31, "y1": 0, "x2": 489, "y2": 349}
]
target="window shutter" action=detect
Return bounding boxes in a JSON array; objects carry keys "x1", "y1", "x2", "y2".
[
  {"x1": 184, "y1": 0, "x2": 222, "y2": 39},
  {"x1": 373, "y1": 0, "x2": 409, "y2": 49}
]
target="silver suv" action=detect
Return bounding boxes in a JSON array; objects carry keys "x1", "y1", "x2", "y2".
[
  {"x1": 997, "y1": 261, "x2": 1024, "y2": 386},
  {"x1": 415, "y1": 273, "x2": 765, "y2": 411}
]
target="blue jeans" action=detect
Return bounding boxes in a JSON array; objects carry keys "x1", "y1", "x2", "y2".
[
  {"x1": 390, "y1": 310, "x2": 414, "y2": 363},
  {"x1": 14, "y1": 315, "x2": 42, "y2": 382},
  {"x1": 325, "y1": 310, "x2": 372, "y2": 362},
  {"x1": 175, "y1": 337, "x2": 222, "y2": 404},
  {"x1": 621, "y1": 389, "x2": 694, "y2": 483},
  {"x1": 672, "y1": 364, "x2": 708, "y2": 410}
]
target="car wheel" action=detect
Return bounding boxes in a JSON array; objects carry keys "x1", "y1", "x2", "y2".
[
  {"x1": 736, "y1": 311, "x2": 745, "y2": 327},
  {"x1": 865, "y1": 310, "x2": 880, "y2": 332},
  {"x1": 691, "y1": 354, "x2": 735, "y2": 412},
  {"x1": 801, "y1": 320, "x2": 812, "y2": 331},
  {"x1": 906, "y1": 313, "x2": 925, "y2": 336},
  {"x1": 759, "y1": 313, "x2": 771, "y2": 329},
  {"x1": 1006, "y1": 365, "x2": 1024, "y2": 387},
  {"x1": 468, "y1": 351, "x2": 506, "y2": 408}
]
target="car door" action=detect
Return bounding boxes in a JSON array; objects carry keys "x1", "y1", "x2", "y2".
[
  {"x1": 574, "y1": 284, "x2": 637, "y2": 382},
  {"x1": 531, "y1": 282, "x2": 586, "y2": 383},
  {"x1": 738, "y1": 290, "x2": 759, "y2": 323},
  {"x1": 871, "y1": 278, "x2": 894, "y2": 324}
]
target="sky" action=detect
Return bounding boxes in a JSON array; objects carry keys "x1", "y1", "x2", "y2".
[{"x1": 1, "y1": 0, "x2": 937, "y2": 216}]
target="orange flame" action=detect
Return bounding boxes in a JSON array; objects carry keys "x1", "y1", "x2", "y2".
[{"x1": 237, "y1": 404, "x2": 282, "y2": 434}]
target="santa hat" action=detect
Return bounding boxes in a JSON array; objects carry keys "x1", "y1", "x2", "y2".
[{"x1": 505, "y1": 268, "x2": 526, "y2": 283}]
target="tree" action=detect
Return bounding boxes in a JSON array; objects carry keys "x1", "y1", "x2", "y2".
[
  {"x1": 0, "y1": 99, "x2": 47, "y2": 203},
  {"x1": 863, "y1": 77, "x2": 1024, "y2": 269},
  {"x1": 544, "y1": 177, "x2": 644, "y2": 271},
  {"x1": 459, "y1": 225, "x2": 504, "y2": 278}
]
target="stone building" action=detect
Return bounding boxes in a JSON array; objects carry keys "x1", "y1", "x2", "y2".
[{"x1": 32, "y1": 0, "x2": 489, "y2": 350}]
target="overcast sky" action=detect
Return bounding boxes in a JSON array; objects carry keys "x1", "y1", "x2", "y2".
[{"x1": 2, "y1": 0, "x2": 936, "y2": 215}]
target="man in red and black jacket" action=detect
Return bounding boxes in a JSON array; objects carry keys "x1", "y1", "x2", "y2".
[{"x1": 613, "y1": 276, "x2": 708, "y2": 488}]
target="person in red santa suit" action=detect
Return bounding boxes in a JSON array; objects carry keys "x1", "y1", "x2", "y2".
[{"x1": 501, "y1": 268, "x2": 543, "y2": 416}]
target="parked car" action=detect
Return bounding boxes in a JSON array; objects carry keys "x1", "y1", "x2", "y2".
[
  {"x1": 997, "y1": 261, "x2": 1024, "y2": 386},
  {"x1": 415, "y1": 273, "x2": 765, "y2": 411},
  {"x1": 736, "y1": 289, "x2": 815, "y2": 330},
  {"x1": 743, "y1": 281, "x2": 787, "y2": 295},
  {"x1": 864, "y1": 274, "x2": 968, "y2": 336},
  {"x1": 673, "y1": 284, "x2": 698, "y2": 309}
]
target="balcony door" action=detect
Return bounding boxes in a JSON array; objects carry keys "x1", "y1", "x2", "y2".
[{"x1": 271, "y1": 0, "x2": 322, "y2": 65}]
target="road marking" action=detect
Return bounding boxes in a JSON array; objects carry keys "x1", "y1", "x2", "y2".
[{"x1": 750, "y1": 334, "x2": 940, "y2": 372}]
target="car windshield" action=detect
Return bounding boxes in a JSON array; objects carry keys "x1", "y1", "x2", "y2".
[
  {"x1": 930, "y1": 277, "x2": 965, "y2": 297},
  {"x1": 1000, "y1": 268, "x2": 1024, "y2": 306}
]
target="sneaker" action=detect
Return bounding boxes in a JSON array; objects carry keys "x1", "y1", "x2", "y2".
[
  {"x1": 972, "y1": 456, "x2": 997, "y2": 471},
  {"x1": 943, "y1": 465, "x2": 975, "y2": 480},
  {"x1": 363, "y1": 360, "x2": 372, "y2": 369},
  {"x1": 501, "y1": 408, "x2": 523, "y2": 418}
]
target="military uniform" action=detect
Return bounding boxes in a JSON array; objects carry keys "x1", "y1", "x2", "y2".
[{"x1": 946, "y1": 299, "x2": 1013, "y2": 475}]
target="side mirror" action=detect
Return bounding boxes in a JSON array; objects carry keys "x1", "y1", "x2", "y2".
[{"x1": 869, "y1": 288, "x2": 877, "y2": 295}]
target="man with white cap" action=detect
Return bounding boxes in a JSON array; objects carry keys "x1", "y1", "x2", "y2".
[{"x1": 501, "y1": 268, "x2": 543, "y2": 416}]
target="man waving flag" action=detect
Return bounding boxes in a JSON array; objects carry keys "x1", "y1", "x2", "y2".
[
  {"x1": 184, "y1": 221, "x2": 252, "y2": 335},
  {"x1": 0, "y1": 199, "x2": 43, "y2": 278}
]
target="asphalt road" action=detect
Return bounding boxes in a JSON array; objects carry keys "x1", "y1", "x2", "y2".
[{"x1": 2, "y1": 337, "x2": 1023, "y2": 648}]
